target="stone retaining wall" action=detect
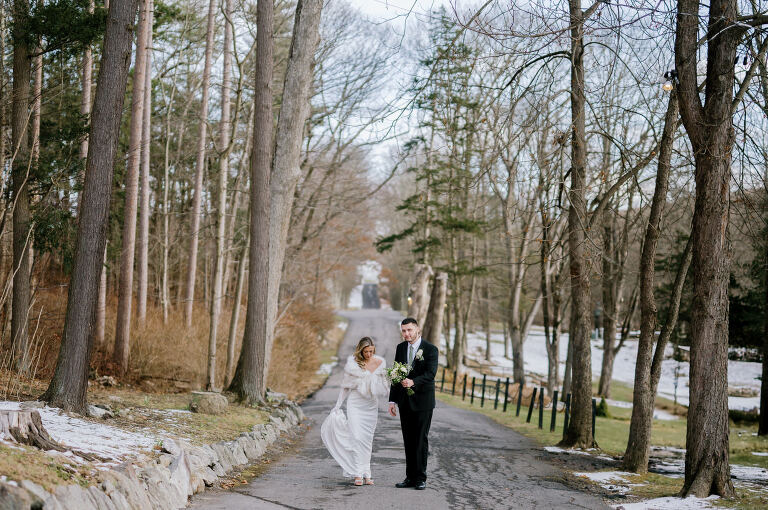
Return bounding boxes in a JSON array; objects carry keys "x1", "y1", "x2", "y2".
[{"x1": 0, "y1": 399, "x2": 305, "y2": 509}]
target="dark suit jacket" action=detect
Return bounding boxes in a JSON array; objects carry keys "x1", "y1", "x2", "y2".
[{"x1": 389, "y1": 339, "x2": 438, "y2": 411}]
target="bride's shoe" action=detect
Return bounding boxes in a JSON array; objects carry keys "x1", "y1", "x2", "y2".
[
  {"x1": 364, "y1": 478, "x2": 374, "y2": 485},
  {"x1": 353, "y1": 477, "x2": 363, "y2": 486}
]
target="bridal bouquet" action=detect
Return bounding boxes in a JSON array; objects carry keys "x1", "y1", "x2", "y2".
[{"x1": 387, "y1": 361, "x2": 415, "y2": 396}]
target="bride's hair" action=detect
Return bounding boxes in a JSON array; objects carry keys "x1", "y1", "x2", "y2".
[{"x1": 353, "y1": 337, "x2": 375, "y2": 367}]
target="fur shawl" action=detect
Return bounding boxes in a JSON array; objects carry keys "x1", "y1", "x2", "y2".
[{"x1": 340, "y1": 355, "x2": 390, "y2": 398}]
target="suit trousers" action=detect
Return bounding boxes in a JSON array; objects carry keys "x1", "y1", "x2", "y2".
[{"x1": 399, "y1": 404, "x2": 433, "y2": 482}]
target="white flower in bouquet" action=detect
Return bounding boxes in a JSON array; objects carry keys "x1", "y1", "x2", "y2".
[{"x1": 386, "y1": 361, "x2": 415, "y2": 396}]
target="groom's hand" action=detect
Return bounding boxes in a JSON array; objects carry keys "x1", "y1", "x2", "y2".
[
  {"x1": 388, "y1": 403, "x2": 397, "y2": 417},
  {"x1": 401, "y1": 378, "x2": 414, "y2": 388}
]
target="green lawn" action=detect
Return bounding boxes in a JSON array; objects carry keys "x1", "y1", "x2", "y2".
[
  {"x1": 437, "y1": 381, "x2": 768, "y2": 508},
  {"x1": 435, "y1": 380, "x2": 768, "y2": 468}
]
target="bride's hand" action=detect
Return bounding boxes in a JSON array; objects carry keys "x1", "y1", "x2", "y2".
[{"x1": 388, "y1": 403, "x2": 397, "y2": 417}]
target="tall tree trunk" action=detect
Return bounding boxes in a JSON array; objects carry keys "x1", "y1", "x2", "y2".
[
  {"x1": 482, "y1": 234, "x2": 491, "y2": 361},
  {"x1": 30, "y1": 0, "x2": 42, "y2": 165},
  {"x1": 11, "y1": 0, "x2": 32, "y2": 374},
  {"x1": 79, "y1": 0, "x2": 94, "y2": 161},
  {"x1": 226, "y1": 240, "x2": 247, "y2": 385},
  {"x1": 422, "y1": 272, "x2": 447, "y2": 348},
  {"x1": 675, "y1": 0, "x2": 738, "y2": 497},
  {"x1": 407, "y1": 263, "x2": 432, "y2": 324},
  {"x1": 227, "y1": 0, "x2": 273, "y2": 403},
  {"x1": 760, "y1": 238, "x2": 768, "y2": 435},
  {"x1": 113, "y1": 0, "x2": 151, "y2": 374},
  {"x1": 262, "y1": 0, "x2": 324, "y2": 391},
  {"x1": 206, "y1": 0, "x2": 233, "y2": 391},
  {"x1": 42, "y1": 0, "x2": 140, "y2": 412},
  {"x1": 623, "y1": 92, "x2": 679, "y2": 472},
  {"x1": 560, "y1": 0, "x2": 594, "y2": 448},
  {"x1": 136, "y1": 0, "x2": 153, "y2": 326},
  {"x1": 183, "y1": 0, "x2": 217, "y2": 326}
]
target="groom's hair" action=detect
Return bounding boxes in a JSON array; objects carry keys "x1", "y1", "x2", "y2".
[{"x1": 401, "y1": 317, "x2": 418, "y2": 326}]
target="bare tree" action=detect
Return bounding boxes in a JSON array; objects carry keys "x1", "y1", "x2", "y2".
[
  {"x1": 230, "y1": 0, "x2": 324, "y2": 403},
  {"x1": 42, "y1": 0, "x2": 140, "y2": 412},
  {"x1": 183, "y1": 0, "x2": 217, "y2": 327},
  {"x1": 560, "y1": 0, "x2": 595, "y2": 448},
  {"x1": 206, "y1": 0, "x2": 234, "y2": 391},
  {"x1": 113, "y1": 0, "x2": 152, "y2": 374},
  {"x1": 227, "y1": 0, "x2": 273, "y2": 403},
  {"x1": 674, "y1": 0, "x2": 743, "y2": 496},
  {"x1": 137, "y1": 0, "x2": 154, "y2": 326},
  {"x1": 623, "y1": 92, "x2": 681, "y2": 472}
]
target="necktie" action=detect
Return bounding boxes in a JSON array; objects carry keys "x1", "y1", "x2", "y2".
[{"x1": 408, "y1": 345, "x2": 414, "y2": 365}]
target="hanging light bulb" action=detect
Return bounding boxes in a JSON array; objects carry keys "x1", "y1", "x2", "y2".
[{"x1": 661, "y1": 70, "x2": 677, "y2": 92}]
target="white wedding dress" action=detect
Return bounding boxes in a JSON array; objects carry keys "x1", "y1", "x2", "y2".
[{"x1": 321, "y1": 355, "x2": 390, "y2": 479}]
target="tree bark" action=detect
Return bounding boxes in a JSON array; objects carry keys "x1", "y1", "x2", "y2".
[
  {"x1": 674, "y1": 0, "x2": 738, "y2": 497},
  {"x1": 623, "y1": 92, "x2": 679, "y2": 472},
  {"x1": 206, "y1": 0, "x2": 233, "y2": 391},
  {"x1": 760, "y1": 237, "x2": 768, "y2": 435},
  {"x1": 42, "y1": 0, "x2": 139, "y2": 413},
  {"x1": 113, "y1": 0, "x2": 151, "y2": 374},
  {"x1": 407, "y1": 263, "x2": 432, "y2": 324},
  {"x1": 225, "y1": 240, "x2": 247, "y2": 386},
  {"x1": 422, "y1": 272, "x2": 447, "y2": 348},
  {"x1": 79, "y1": 0, "x2": 94, "y2": 161},
  {"x1": 136, "y1": 0, "x2": 153, "y2": 326},
  {"x1": 183, "y1": 0, "x2": 217, "y2": 326},
  {"x1": 228, "y1": 0, "x2": 274, "y2": 404},
  {"x1": 11, "y1": 0, "x2": 32, "y2": 374},
  {"x1": 261, "y1": 0, "x2": 324, "y2": 391},
  {"x1": 560, "y1": 0, "x2": 593, "y2": 449}
]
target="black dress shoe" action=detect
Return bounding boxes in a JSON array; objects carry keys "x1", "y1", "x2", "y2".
[
  {"x1": 395, "y1": 479, "x2": 413, "y2": 488},
  {"x1": 414, "y1": 481, "x2": 426, "y2": 490}
]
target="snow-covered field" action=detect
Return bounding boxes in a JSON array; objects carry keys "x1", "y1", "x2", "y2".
[
  {"x1": 0, "y1": 401, "x2": 156, "y2": 465},
  {"x1": 462, "y1": 327, "x2": 762, "y2": 411}
]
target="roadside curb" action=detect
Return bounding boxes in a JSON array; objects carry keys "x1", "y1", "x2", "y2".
[{"x1": 0, "y1": 398, "x2": 306, "y2": 509}]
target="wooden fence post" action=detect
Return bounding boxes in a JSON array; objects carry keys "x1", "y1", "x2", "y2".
[
  {"x1": 451, "y1": 370, "x2": 457, "y2": 396},
  {"x1": 538, "y1": 387, "x2": 544, "y2": 429},
  {"x1": 480, "y1": 374, "x2": 486, "y2": 407},
  {"x1": 563, "y1": 393, "x2": 571, "y2": 437},
  {"x1": 526, "y1": 387, "x2": 538, "y2": 423},
  {"x1": 550, "y1": 390, "x2": 559, "y2": 432},
  {"x1": 493, "y1": 379, "x2": 500, "y2": 410},
  {"x1": 503, "y1": 378, "x2": 510, "y2": 413},
  {"x1": 516, "y1": 384, "x2": 523, "y2": 417},
  {"x1": 470, "y1": 377, "x2": 476, "y2": 404}
]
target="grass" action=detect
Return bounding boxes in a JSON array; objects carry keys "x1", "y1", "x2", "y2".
[
  {"x1": 88, "y1": 388, "x2": 271, "y2": 445},
  {"x1": 0, "y1": 443, "x2": 92, "y2": 491},
  {"x1": 437, "y1": 376, "x2": 768, "y2": 508}
]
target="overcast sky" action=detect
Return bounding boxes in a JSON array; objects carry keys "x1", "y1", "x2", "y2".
[{"x1": 349, "y1": 0, "x2": 452, "y2": 24}]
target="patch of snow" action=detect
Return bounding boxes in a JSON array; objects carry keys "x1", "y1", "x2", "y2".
[
  {"x1": 574, "y1": 471, "x2": 636, "y2": 495},
  {"x1": 0, "y1": 401, "x2": 157, "y2": 465},
  {"x1": 574, "y1": 470, "x2": 634, "y2": 483},
  {"x1": 543, "y1": 446, "x2": 593, "y2": 456},
  {"x1": 316, "y1": 361, "x2": 337, "y2": 375},
  {"x1": 605, "y1": 399, "x2": 679, "y2": 421},
  {"x1": 731, "y1": 464, "x2": 768, "y2": 482},
  {"x1": 611, "y1": 495, "x2": 719, "y2": 509},
  {"x1": 751, "y1": 452, "x2": 768, "y2": 457},
  {"x1": 338, "y1": 321, "x2": 348, "y2": 331}
]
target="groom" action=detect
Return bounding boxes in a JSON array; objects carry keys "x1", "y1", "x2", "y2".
[{"x1": 388, "y1": 317, "x2": 438, "y2": 490}]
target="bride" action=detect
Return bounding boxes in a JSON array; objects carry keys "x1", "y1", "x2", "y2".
[{"x1": 321, "y1": 337, "x2": 390, "y2": 486}]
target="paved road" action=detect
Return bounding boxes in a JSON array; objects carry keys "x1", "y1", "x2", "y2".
[{"x1": 190, "y1": 309, "x2": 608, "y2": 510}]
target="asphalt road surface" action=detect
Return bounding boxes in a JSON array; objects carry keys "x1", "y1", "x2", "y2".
[{"x1": 189, "y1": 309, "x2": 608, "y2": 510}]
